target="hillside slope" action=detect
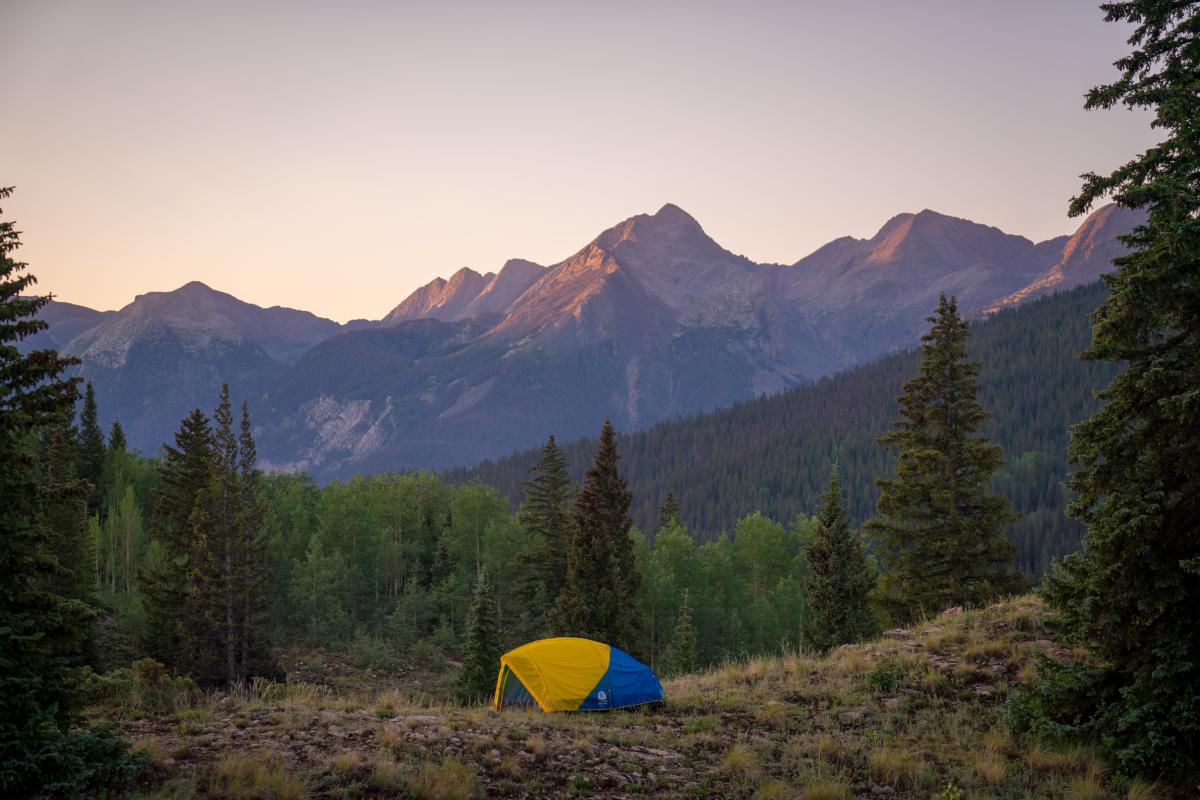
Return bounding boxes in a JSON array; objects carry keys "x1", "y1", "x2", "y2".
[
  {"x1": 450, "y1": 283, "x2": 1118, "y2": 579},
  {"x1": 105, "y1": 597, "x2": 1163, "y2": 799}
]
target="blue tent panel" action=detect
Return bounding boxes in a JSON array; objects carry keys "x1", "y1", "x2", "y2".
[{"x1": 578, "y1": 646, "x2": 664, "y2": 710}]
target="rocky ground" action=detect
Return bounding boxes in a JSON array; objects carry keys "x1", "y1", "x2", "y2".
[{"x1": 99, "y1": 597, "x2": 1168, "y2": 799}]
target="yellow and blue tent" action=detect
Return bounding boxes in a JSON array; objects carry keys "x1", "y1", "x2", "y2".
[{"x1": 493, "y1": 637, "x2": 663, "y2": 712}]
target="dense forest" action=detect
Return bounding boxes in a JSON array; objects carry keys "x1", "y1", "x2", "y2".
[
  {"x1": 450, "y1": 282, "x2": 1119, "y2": 579},
  {"x1": 83, "y1": 418, "x2": 822, "y2": 678}
]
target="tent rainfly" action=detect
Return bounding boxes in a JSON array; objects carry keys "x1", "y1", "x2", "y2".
[{"x1": 493, "y1": 637, "x2": 664, "y2": 712}]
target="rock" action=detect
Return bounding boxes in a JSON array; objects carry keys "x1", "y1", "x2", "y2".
[
  {"x1": 883, "y1": 628, "x2": 911, "y2": 638},
  {"x1": 871, "y1": 785, "x2": 896, "y2": 795},
  {"x1": 883, "y1": 697, "x2": 901, "y2": 709}
]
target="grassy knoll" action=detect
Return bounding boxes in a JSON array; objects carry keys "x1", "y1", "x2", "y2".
[{"x1": 95, "y1": 597, "x2": 1173, "y2": 799}]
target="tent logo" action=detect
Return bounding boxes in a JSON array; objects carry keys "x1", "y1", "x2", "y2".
[{"x1": 597, "y1": 690, "x2": 608, "y2": 707}]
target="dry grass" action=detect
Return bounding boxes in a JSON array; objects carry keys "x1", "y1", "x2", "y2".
[
  {"x1": 368, "y1": 754, "x2": 402, "y2": 788},
  {"x1": 1067, "y1": 773, "x2": 1108, "y2": 800},
  {"x1": 208, "y1": 751, "x2": 306, "y2": 800},
  {"x1": 524, "y1": 732, "x2": 546, "y2": 757},
  {"x1": 867, "y1": 744, "x2": 924, "y2": 788},
  {"x1": 376, "y1": 725, "x2": 402, "y2": 750},
  {"x1": 801, "y1": 777, "x2": 853, "y2": 800},
  {"x1": 131, "y1": 736, "x2": 169, "y2": 766},
  {"x1": 1025, "y1": 744, "x2": 1096, "y2": 773},
  {"x1": 757, "y1": 701, "x2": 790, "y2": 730},
  {"x1": 330, "y1": 750, "x2": 361, "y2": 777},
  {"x1": 496, "y1": 754, "x2": 521, "y2": 779},
  {"x1": 406, "y1": 757, "x2": 476, "y2": 800},
  {"x1": 982, "y1": 726, "x2": 1011, "y2": 755},
  {"x1": 815, "y1": 733, "x2": 853, "y2": 764},
  {"x1": 1126, "y1": 780, "x2": 1162, "y2": 800},
  {"x1": 722, "y1": 742, "x2": 763, "y2": 782},
  {"x1": 969, "y1": 752, "x2": 1007, "y2": 785},
  {"x1": 755, "y1": 778, "x2": 798, "y2": 799}
]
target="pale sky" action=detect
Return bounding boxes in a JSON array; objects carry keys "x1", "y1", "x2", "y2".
[{"x1": 1, "y1": 1, "x2": 1156, "y2": 323}]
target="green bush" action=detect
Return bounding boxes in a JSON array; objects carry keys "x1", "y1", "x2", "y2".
[
  {"x1": 0, "y1": 718, "x2": 148, "y2": 799},
  {"x1": 349, "y1": 631, "x2": 397, "y2": 671},
  {"x1": 1005, "y1": 653, "x2": 1104, "y2": 745},
  {"x1": 130, "y1": 658, "x2": 197, "y2": 713},
  {"x1": 411, "y1": 640, "x2": 445, "y2": 670},
  {"x1": 866, "y1": 660, "x2": 901, "y2": 694},
  {"x1": 85, "y1": 667, "x2": 133, "y2": 708}
]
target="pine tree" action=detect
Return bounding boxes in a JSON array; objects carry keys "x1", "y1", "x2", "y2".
[
  {"x1": 139, "y1": 408, "x2": 215, "y2": 672},
  {"x1": 211, "y1": 385, "x2": 239, "y2": 686},
  {"x1": 40, "y1": 418, "x2": 95, "y2": 609},
  {"x1": 108, "y1": 419, "x2": 126, "y2": 453},
  {"x1": 865, "y1": 295, "x2": 1024, "y2": 622},
  {"x1": 0, "y1": 186, "x2": 131, "y2": 795},
  {"x1": 237, "y1": 401, "x2": 276, "y2": 680},
  {"x1": 459, "y1": 570, "x2": 501, "y2": 703},
  {"x1": 550, "y1": 419, "x2": 642, "y2": 653},
  {"x1": 804, "y1": 466, "x2": 875, "y2": 650},
  {"x1": 77, "y1": 382, "x2": 105, "y2": 516},
  {"x1": 658, "y1": 491, "x2": 680, "y2": 531},
  {"x1": 516, "y1": 435, "x2": 574, "y2": 625},
  {"x1": 666, "y1": 590, "x2": 696, "y2": 676},
  {"x1": 1016, "y1": 2, "x2": 1200, "y2": 782}
]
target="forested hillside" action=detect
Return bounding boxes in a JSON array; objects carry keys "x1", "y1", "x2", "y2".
[{"x1": 451, "y1": 282, "x2": 1117, "y2": 579}]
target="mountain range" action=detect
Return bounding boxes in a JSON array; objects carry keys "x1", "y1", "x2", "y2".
[
  {"x1": 30, "y1": 202, "x2": 1139, "y2": 476},
  {"x1": 449, "y1": 282, "x2": 1118, "y2": 579}
]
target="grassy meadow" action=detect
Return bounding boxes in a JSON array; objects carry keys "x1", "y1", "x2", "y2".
[{"x1": 90, "y1": 596, "x2": 1171, "y2": 800}]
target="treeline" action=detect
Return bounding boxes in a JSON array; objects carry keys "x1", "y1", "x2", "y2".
[
  {"x1": 449, "y1": 282, "x2": 1119, "y2": 579},
  {"x1": 80, "y1": 420, "x2": 824, "y2": 679}
]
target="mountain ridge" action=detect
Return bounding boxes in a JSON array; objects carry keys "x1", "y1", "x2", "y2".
[{"x1": 35, "y1": 203, "x2": 1140, "y2": 472}]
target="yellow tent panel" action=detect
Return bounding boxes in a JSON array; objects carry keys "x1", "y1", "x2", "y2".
[{"x1": 495, "y1": 638, "x2": 611, "y2": 712}]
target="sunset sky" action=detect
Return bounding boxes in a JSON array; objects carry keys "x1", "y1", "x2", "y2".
[{"x1": 1, "y1": 0, "x2": 1156, "y2": 323}]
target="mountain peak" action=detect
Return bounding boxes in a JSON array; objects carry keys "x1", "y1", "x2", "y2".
[
  {"x1": 651, "y1": 203, "x2": 699, "y2": 226},
  {"x1": 448, "y1": 266, "x2": 486, "y2": 282}
]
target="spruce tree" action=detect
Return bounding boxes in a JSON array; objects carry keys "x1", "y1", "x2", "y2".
[
  {"x1": 459, "y1": 570, "x2": 501, "y2": 703},
  {"x1": 516, "y1": 435, "x2": 573, "y2": 624},
  {"x1": 40, "y1": 418, "x2": 96, "y2": 610},
  {"x1": 0, "y1": 186, "x2": 131, "y2": 795},
  {"x1": 550, "y1": 419, "x2": 642, "y2": 653},
  {"x1": 658, "y1": 491, "x2": 680, "y2": 531},
  {"x1": 78, "y1": 382, "x2": 105, "y2": 515},
  {"x1": 666, "y1": 590, "x2": 696, "y2": 676},
  {"x1": 237, "y1": 401, "x2": 276, "y2": 680},
  {"x1": 865, "y1": 295, "x2": 1023, "y2": 622},
  {"x1": 1016, "y1": 2, "x2": 1200, "y2": 782},
  {"x1": 108, "y1": 419, "x2": 126, "y2": 453},
  {"x1": 211, "y1": 385, "x2": 239, "y2": 686},
  {"x1": 139, "y1": 408, "x2": 215, "y2": 672},
  {"x1": 804, "y1": 466, "x2": 875, "y2": 650}
]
